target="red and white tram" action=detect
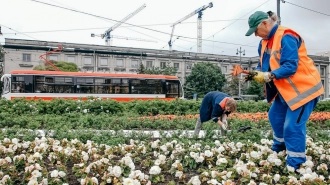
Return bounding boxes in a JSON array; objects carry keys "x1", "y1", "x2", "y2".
[{"x1": 1, "y1": 70, "x2": 184, "y2": 101}]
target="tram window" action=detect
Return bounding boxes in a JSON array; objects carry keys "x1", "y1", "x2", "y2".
[
  {"x1": 13, "y1": 76, "x2": 24, "y2": 82},
  {"x1": 95, "y1": 85, "x2": 112, "y2": 94},
  {"x1": 35, "y1": 76, "x2": 45, "y2": 82},
  {"x1": 148, "y1": 79, "x2": 162, "y2": 94},
  {"x1": 45, "y1": 77, "x2": 54, "y2": 83},
  {"x1": 54, "y1": 85, "x2": 75, "y2": 93},
  {"x1": 55, "y1": 77, "x2": 73, "y2": 84},
  {"x1": 166, "y1": 81, "x2": 179, "y2": 98},
  {"x1": 95, "y1": 78, "x2": 111, "y2": 85},
  {"x1": 77, "y1": 85, "x2": 94, "y2": 94},
  {"x1": 77, "y1": 78, "x2": 94, "y2": 84},
  {"x1": 112, "y1": 79, "x2": 121, "y2": 84},
  {"x1": 35, "y1": 84, "x2": 53, "y2": 93},
  {"x1": 131, "y1": 79, "x2": 147, "y2": 94}
]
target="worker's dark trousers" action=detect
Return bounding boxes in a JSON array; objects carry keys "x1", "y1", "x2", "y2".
[{"x1": 268, "y1": 95, "x2": 319, "y2": 170}]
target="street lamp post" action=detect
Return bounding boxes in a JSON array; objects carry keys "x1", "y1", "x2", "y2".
[{"x1": 236, "y1": 47, "x2": 245, "y2": 97}]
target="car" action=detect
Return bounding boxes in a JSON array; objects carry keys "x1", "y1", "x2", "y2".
[
  {"x1": 232, "y1": 96, "x2": 244, "y2": 101},
  {"x1": 321, "y1": 98, "x2": 330, "y2": 101}
]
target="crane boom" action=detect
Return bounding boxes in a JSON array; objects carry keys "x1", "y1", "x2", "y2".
[
  {"x1": 101, "y1": 4, "x2": 146, "y2": 45},
  {"x1": 168, "y1": 2, "x2": 213, "y2": 52}
]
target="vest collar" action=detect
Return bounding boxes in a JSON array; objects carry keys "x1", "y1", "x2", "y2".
[{"x1": 265, "y1": 24, "x2": 278, "y2": 40}]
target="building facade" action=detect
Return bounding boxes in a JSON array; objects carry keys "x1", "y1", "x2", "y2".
[{"x1": 3, "y1": 38, "x2": 330, "y2": 98}]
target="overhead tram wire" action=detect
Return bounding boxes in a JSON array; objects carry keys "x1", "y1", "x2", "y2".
[
  {"x1": 0, "y1": 24, "x2": 38, "y2": 40},
  {"x1": 2, "y1": 19, "x2": 247, "y2": 35},
  {"x1": 283, "y1": 0, "x2": 330, "y2": 17},
  {"x1": 187, "y1": 0, "x2": 271, "y2": 51},
  {"x1": 29, "y1": 0, "x2": 256, "y2": 48}
]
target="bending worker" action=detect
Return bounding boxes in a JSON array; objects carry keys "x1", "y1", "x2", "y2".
[
  {"x1": 245, "y1": 11, "x2": 323, "y2": 170},
  {"x1": 194, "y1": 91, "x2": 237, "y2": 136}
]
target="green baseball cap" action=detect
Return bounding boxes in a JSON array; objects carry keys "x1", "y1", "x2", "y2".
[{"x1": 245, "y1": 11, "x2": 269, "y2": 36}]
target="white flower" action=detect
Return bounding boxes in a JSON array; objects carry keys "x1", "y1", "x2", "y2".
[
  {"x1": 91, "y1": 177, "x2": 98, "y2": 184},
  {"x1": 287, "y1": 165, "x2": 295, "y2": 172},
  {"x1": 207, "y1": 179, "x2": 220, "y2": 185},
  {"x1": 216, "y1": 158, "x2": 228, "y2": 165},
  {"x1": 204, "y1": 150, "x2": 213, "y2": 157},
  {"x1": 50, "y1": 170, "x2": 59, "y2": 178},
  {"x1": 158, "y1": 154, "x2": 166, "y2": 164},
  {"x1": 4, "y1": 157, "x2": 12, "y2": 163},
  {"x1": 274, "y1": 159, "x2": 282, "y2": 166},
  {"x1": 113, "y1": 166, "x2": 122, "y2": 177},
  {"x1": 58, "y1": 171, "x2": 66, "y2": 178},
  {"x1": 151, "y1": 140, "x2": 160, "y2": 148},
  {"x1": 303, "y1": 160, "x2": 314, "y2": 168},
  {"x1": 123, "y1": 178, "x2": 134, "y2": 185},
  {"x1": 250, "y1": 151, "x2": 260, "y2": 159},
  {"x1": 1, "y1": 175, "x2": 10, "y2": 184},
  {"x1": 211, "y1": 171, "x2": 218, "y2": 178},
  {"x1": 81, "y1": 178, "x2": 86, "y2": 185},
  {"x1": 247, "y1": 180, "x2": 257, "y2": 185},
  {"x1": 175, "y1": 171, "x2": 183, "y2": 178},
  {"x1": 149, "y1": 166, "x2": 161, "y2": 175},
  {"x1": 195, "y1": 156, "x2": 204, "y2": 163},
  {"x1": 273, "y1": 174, "x2": 280, "y2": 182},
  {"x1": 214, "y1": 140, "x2": 221, "y2": 146},
  {"x1": 236, "y1": 142, "x2": 243, "y2": 148},
  {"x1": 160, "y1": 145, "x2": 167, "y2": 152},
  {"x1": 83, "y1": 109, "x2": 88, "y2": 113},
  {"x1": 27, "y1": 177, "x2": 38, "y2": 185},
  {"x1": 31, "y1": 170, "x2": 42, "y2": 178},
  {"x1": 188, "y1": 176, "x2": 201, "y2": 185}
]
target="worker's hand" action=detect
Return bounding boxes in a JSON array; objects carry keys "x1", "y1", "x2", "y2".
[{"x1": 253, "y1": 71, "x2": 272, "y2": 83}]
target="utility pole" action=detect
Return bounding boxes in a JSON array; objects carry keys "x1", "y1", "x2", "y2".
[
  {"x1": 277, "y1": 0, "x2": 281, "y2": 25},
  {"x1": 236, "y1": 47, "x2": 245, "y2": 97}
]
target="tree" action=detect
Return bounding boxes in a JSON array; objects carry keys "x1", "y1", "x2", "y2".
[
  {"x1": 245, "y1": 80, "x2": 265, "y2": 100},
  {"x1": 184, "y1": 62, "x2": 226, "y2": 99},
  {"x1": 33, "y1": 60, "x2": 79, "y2": 72},
  {"x1": 0, "y1": 44, "x2": 4, "y2": 95},
  {"x1": 137, "y1": 62, "x2": 146, "y2": 74},
  {"x1": 138, "y1": 62, "x2": 177, "y2": 76},
  {"x1": 222, "y1": 76, "x2": 240, "y2": 96}
]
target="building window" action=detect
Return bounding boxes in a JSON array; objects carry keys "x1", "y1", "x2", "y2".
[
  {"x1": 49, "y1": 55, "x2": 58, "y2": 61},
  {"x1": 131, "y1": 60, "x2": 138, "y2": 68},
  {"x1": 174, "y1": 63, "x2": 179, "y2": 69},
  {"x1": 67, "y1": 56, "x2": 75, "y2": 63},
  {"x1": 160, "y1": 62, "x2": 166, "y2": 68},
  {"x1": 146, "y1": 61, "x2": 153, "y2": 68},
  {"x1": 116, "y1": 59, "x2": 124, "y2": 67},
  {"x1": 320, "y1": 66, "x2": 325, "y2": 76},
  {"x1": 186, "y1": 63, "x2": 192, "y2": 70},
  {"x1": 100, "y1": 58, "x2": 108, "y2": 66},
  {"x1": 222, "y1": 66, "x2": 227, "y2": 73},
  {"x1": 84, "y1": 57, "x2": 92, "y2": 65},
  {"x1": 23, "y1": 54, "x2": 31, "y2": 62}
]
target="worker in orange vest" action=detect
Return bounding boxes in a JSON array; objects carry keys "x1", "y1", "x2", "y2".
[{"x1": 245, "y1": 11, "x2": 323, "y2": 170}]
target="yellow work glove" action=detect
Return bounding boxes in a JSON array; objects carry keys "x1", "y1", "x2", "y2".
[{"x1": 253, "y1": 71, "x2": 271, "y2": 83}]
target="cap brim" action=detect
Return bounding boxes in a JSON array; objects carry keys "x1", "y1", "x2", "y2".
[{"x1": 245, "y1": 26, "x2": 257, "y2": 36}]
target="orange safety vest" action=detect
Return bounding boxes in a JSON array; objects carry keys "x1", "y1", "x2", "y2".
[{"x1": 260, "y1": 26, "x2": 324, "y2": 111}]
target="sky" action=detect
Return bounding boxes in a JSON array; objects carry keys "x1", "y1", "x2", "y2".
[{"x1": 0, "y1": 0, "x2": 329, "y2": 57}]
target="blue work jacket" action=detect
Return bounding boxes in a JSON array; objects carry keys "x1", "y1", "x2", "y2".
[{"x1": 200, "y1": 91, "x2": 231, "y2": 123}]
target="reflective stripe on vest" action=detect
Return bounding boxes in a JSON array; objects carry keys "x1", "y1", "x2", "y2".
[{"x1": 261, "y1": 26, "x2": 324, "y2": 110}]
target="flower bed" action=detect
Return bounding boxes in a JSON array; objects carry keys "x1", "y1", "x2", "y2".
[
  {"x1": 138, "y1": 112, "x2": 330, "y2": 122},
  {"x1": 0, "y1": 137, "x2": 329, "y2": 184}
]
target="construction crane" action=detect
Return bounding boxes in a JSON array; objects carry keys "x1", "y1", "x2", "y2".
[
  {"x1": 92, "y1": 4, "x2": 147, "y2": 46},
  {"x1": 168, "y1": 2, "x2": 213, "y2": 53},
  {"x1": 39, "y1": 45, "x2": 62, "y2": 71}
]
